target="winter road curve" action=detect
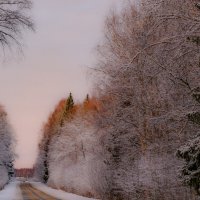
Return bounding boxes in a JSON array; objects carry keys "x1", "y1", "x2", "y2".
[{"x1": 20, "y1": 183, "x2": 61, "y2": 200}]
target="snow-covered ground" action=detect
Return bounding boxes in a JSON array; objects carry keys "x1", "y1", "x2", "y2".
[
  {"x1": 31, "y1": 182, "x2": 97, "y2": 200},
  {"x1": 0, "y1": 181, "x2": 97, "y2": 200},
  {"x1": 0, "y1": 181, "x2": 22, "y2": 200}
]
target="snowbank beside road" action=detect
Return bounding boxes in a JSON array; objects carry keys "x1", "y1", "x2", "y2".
[
  {"x1": 0, "y1": 166, "x2": 9, "y2": 189},
  {"x1": 0, "y1": 181, "x2": 22, "y2": 200},
  {"x1": 31, "y1": 182, "x2": 98, "y2": 200}
]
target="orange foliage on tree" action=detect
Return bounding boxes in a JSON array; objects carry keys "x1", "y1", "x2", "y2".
[
  {"x1": 83, "y1": 95, "x2": 100, "y2": 113},
  {"x1": 42, "y1": 99, "x2": 66, "y2": 137},
  {"x1": 42, "y1": 94, "x2": 100, "y2": 139}
]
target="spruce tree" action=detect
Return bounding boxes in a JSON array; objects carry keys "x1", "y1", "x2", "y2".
[
  {"x1": 7, "y1": 161, "x2": 14, "y2": 180},
  {"x1": 83, "y1": 94, "x2": 91, "y2": 112},
  {"x1": 66, "y1": 92, "x2": 74, "y2": 110},
  {"x1": 85, "y1": 94, "x2": 90, "y2": 102},
  {"x1": 43, "y1": 139, "x2": 49, "y2": 183},
  {"x1": 60, "y1": 93, "x2": 74, "y2": 126},
  {"x1": 84, "y1": 94, "x2": 89, "y2": 105},
  {"x1": 177, "y1": 3, "x2": 200, "y2": 195}
]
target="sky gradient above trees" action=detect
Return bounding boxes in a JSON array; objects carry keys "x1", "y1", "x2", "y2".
[{"x1": 0, "y1": 0, "x2": 122, "y2": 168}]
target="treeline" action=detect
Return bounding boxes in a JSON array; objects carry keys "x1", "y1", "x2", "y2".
[
  {"x1": 15, "y1": 168, "x2": 34, "y2": 178},
  {"x1": 0, "y1": 0, "x2": 33, "y2": 190},
  {"x1": 35, "y1": 0, "x2": 200, "y2": 199},
  {"x1": 0, "y1": 106, "x2": 15, "y2": 189}
]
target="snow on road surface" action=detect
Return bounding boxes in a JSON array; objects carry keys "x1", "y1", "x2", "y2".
[
  {"x1": 0, "y1": 181, "x2": 22, "y2": 200},
  {"x1": 0, "y1": 181, "x2": 97, "y2": 200},
  {"x1": 30, "y1": 182, "x2": 97, "y2": 200}
]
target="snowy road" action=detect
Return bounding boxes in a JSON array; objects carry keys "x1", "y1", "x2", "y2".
[
  {"x1": 0, "y1": 181, "x2": 97, "y2": 200},
  {"x1": 20, "y1": 183, "x2": 59, "y2": 200}
]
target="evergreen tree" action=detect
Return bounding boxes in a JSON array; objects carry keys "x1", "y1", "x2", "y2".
[
  {"x1": 7, "y1": 161, "x2": 14, "y2": 180},
  {"x1": 43, "y1": 157, "x2": 49, "y2": 183},
  {"x1": 66, "y1": 92, "x2": 74, "y2": 109},
  {"x1": 85, "y1": 94, "x2": 90, "y2": 102},
  {"x1": 177, "y1": 2, "x2": 200, "y2": 195},
  {"x1": 83, "y1": 94, "x2": 90, "y2": 108},
  {"x1": 60, "y1": 93, "x2": 74, "y2": 126},
  {"x1": 43, "y1": 139, "x2": 49, "y2": 183}
]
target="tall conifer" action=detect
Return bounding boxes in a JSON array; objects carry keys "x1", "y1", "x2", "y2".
[{"x1": 60, "y1": 93, "x2": 74, "y2": 126}]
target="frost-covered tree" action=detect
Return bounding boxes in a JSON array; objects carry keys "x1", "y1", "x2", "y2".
[
  {"x1": 0, "y1": 106, "x2": 15, "y2": 188},
  {"x1": 91, "y1": 0, "x2": 200, "y2": 199},
  {"x1": 143, "y1": 0, "x2": 200, "y2": 196},
  {"x1": 34, "y1": 135, "x2": 50, "y2": 183},
  {"x1": 177, "y1": 135, "x2": 200, "y2": 195},
  {"x1": 35, "y1": 94, "x2": 76, "y2": 183},
  {"x1": 48, "y1": 111, "x2": 98, "y2": 197},
  {"x1": 177, "y1": 88, "x2": 200, "y2": 195},
  {"x1": 35, "y1": 96, "x2": 100, "y2": 197},
  {"x1": 34, "y1": 100, "x2": 66, "y2": 182}
]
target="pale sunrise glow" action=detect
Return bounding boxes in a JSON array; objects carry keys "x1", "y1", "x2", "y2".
[{"x1": 0, "y1": 0, "x2": 121, "y2": 168}]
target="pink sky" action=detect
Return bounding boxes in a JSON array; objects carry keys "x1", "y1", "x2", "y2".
[{"x1": 0, "y1": 0, "x2": 122, "y2": 168}]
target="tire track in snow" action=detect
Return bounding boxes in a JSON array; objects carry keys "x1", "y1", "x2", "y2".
[{"x1": 20, "y1": 183, "x2": 61, "y2": 200}]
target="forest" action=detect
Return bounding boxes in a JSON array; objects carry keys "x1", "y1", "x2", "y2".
[
  {"x1": 1, "y1": 0, "x2": 200, "y2": 200},
  {"x1": 33, "y1": 0, "x2": 200, "y2": 199}
]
